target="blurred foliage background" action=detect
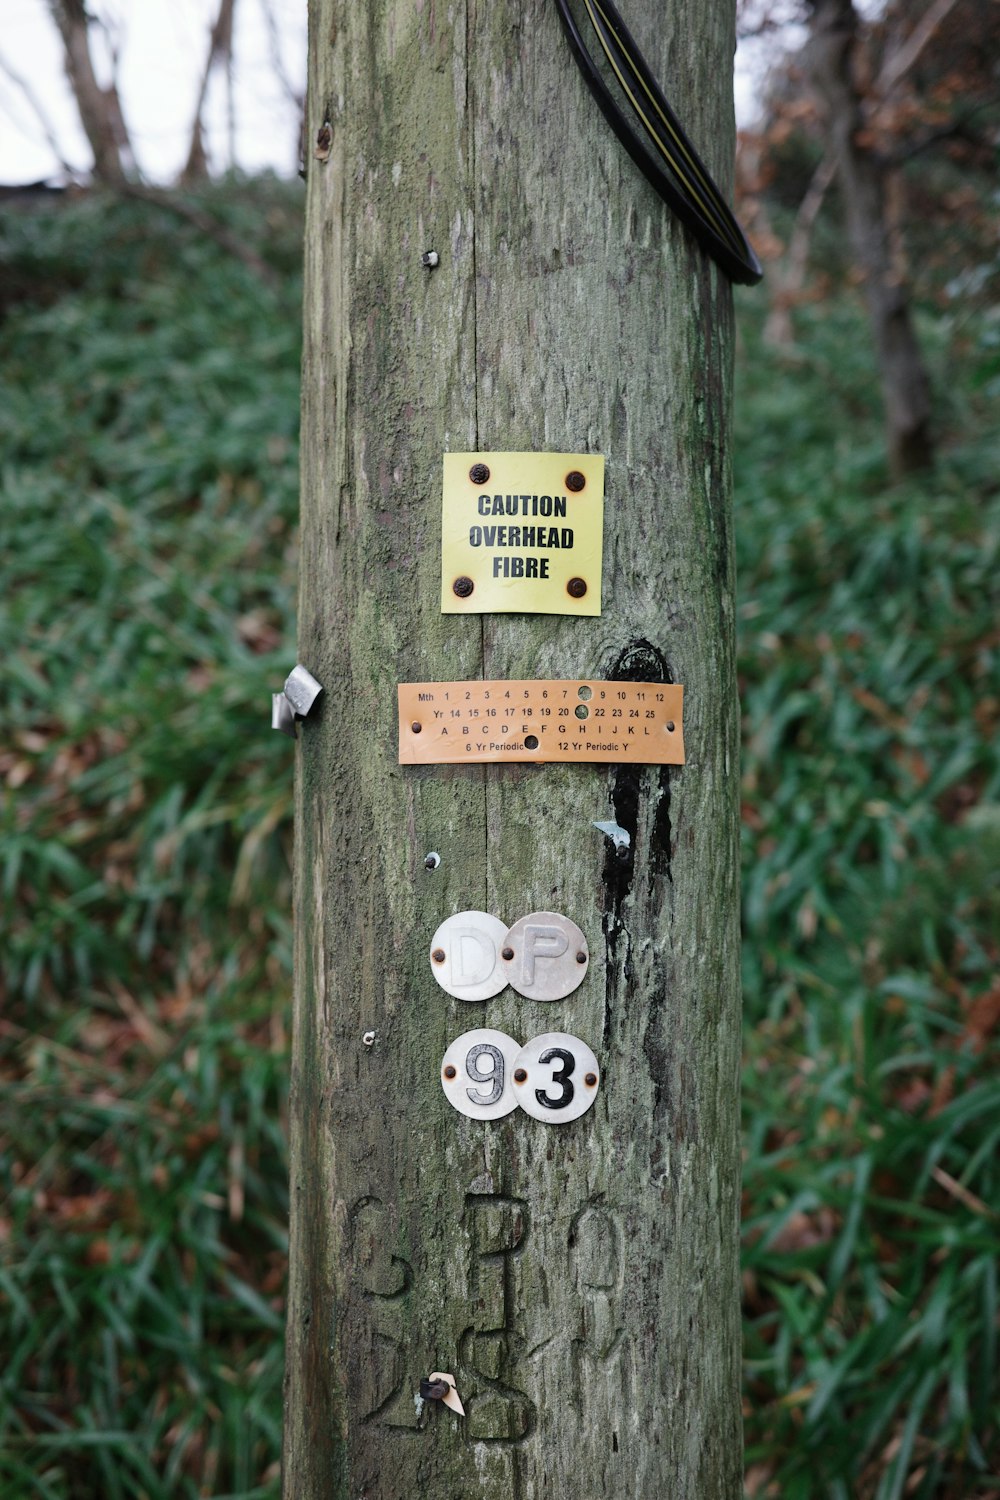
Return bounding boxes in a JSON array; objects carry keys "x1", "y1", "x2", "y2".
[
  {"x1": 1, "y1": 183, "x2": 300, "y2": 1498},
  {"x1": 1, "y1": 23, "x2": 999, "y2": 1492}
]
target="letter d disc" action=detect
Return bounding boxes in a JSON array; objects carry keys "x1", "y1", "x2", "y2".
[{"x1": 429, "y1": 911, "x2": 509, "y2": 1001}]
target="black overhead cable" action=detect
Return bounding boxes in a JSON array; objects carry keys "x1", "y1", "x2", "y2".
[{"x1": 554, "y1": 0, "x2": 763, "y2": 286}]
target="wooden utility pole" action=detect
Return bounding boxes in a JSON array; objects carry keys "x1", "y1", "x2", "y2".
[{"x1": 285, "y1": 2, "x2": 743, "y2": 1496}]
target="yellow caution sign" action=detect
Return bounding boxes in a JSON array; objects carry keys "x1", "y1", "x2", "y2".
[{"x1": 441, "y1": 452, "x2": 605, "y2": 616}]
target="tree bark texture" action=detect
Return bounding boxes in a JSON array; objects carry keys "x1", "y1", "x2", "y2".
[
  {"x1": 807, "y1": 0, "x2": 934, "y2": 478},
  {"x1": 285, "y1": 2, "x2": 742, "y2": 1496}
]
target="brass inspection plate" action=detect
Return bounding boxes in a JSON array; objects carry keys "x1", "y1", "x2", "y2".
[{"x1": 398, "y1": 680, "x2": 685, "y2": 765}]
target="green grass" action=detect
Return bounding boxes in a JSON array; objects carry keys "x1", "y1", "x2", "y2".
[
  {"x1": 735, "y1": 291, "x2": 1000, "y2": 1496},
  {"x1": 0, "y1": 183, "x2": 301, "y2": 1498},
  {"x1": 1, "y1": 185, "x2": 998, "y2": 1497}
]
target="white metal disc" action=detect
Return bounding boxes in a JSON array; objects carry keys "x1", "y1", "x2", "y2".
[
  {"x1": 440, "y1": 1029, "x2": 522, "y2": 1120},
  {"x1": 511, "y1": 1032, "x2": 600, "y2": 1123},
  {"x1": 429, "y1": 911, "x2": 510, "y2": 1001},
  {"x1": 499, "y1": 910, "x2": 589, "y2": 1000}
]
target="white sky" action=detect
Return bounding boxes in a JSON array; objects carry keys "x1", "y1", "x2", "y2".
[
  {"x1": 0, "y1": 1, "x2": 770, "y2": 187},
  {"x1": 0, "y1": 0, "x2": 308, "y2": 183}
]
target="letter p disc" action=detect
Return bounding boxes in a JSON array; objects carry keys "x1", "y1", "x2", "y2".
[{"x1": 500, "y1": 910, "x2": 588, "y2": 1000}]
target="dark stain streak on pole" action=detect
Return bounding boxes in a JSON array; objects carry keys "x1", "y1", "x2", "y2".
[{"x1": 600, "y1": 639, "x2": 673, "y2": 1047}]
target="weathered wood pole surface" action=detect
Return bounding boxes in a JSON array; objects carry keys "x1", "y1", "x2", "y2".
[{"x1": 285, "y1": 2, "x2": 742, "y2": 1496}]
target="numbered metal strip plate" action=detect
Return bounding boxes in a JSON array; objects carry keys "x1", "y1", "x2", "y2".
[
  {"x1": 511, "y1": 1032, "x2": 601, "y2": 1124},
  {"x1": 441, "y1": 1029, "x2": 523, "y2": 1119},
  {"x1": 399, "y1": 680, "x2": 684, "y2": 766}
]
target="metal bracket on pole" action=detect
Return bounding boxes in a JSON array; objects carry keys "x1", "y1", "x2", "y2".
[{"x1": 272, "y1": 664, "x2": 324, "y2": 737}]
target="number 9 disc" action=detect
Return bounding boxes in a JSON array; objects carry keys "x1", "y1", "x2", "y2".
[
  {"x1": 440, "y1": 1029, "x2": 521, "y2": 1120},
  {"x1": 511, "y1": 1032, "x2": 600, "y2": 1123}
]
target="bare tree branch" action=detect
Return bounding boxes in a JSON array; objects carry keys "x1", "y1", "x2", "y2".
[
  {"x1": 225, "y1": 6, "x2": 237, "y2": 172},
  {"x1": 888, "y1": 94, "x2": 1000, "y2": 164},
  {"x1": 182, "y1": 0, "x2": 238, "y2": 183},
  {"x1": 786, "y1": 149, "x2": 837, "y2": 276},
  {"x1": 258, "y1": 0, "x2": 305, "y2": 111},
  {"x1": 120, "y1": 182, "x2": 277, "y2": 287},
  {"x1": 47, "y1": 0, "x2": 137, "y2": 183},
  {"x1": 257, "y1": 0, "x2": 305, "y2": 171},
  {"x1": 875, "y1": 0, "x2": 963, "y2": 96},
  {"x1": 0, "y1": 52, "x2": 83, "y2": 181},
  {"x1": 764, "y1": 150, "x2": 836, "y2": 346}
]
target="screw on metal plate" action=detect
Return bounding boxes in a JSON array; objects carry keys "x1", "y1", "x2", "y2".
[
  {"x1": 424, "y1": 852, "x2": 441, "y2": 870},
  {"x1": 469, "y1": 463, "x2": 490, "y2": 485},
  {"x1": 411, "y1": 720, "x2": 423, "y2": 733},
  {"x1": 566, "y1": 470, "x2": 586, "y2": 492},
  {"x1": 567, "y1": 576, "x2": 588, "y2": 599},
  {"x1": 452, "y1": 575, "x2": 474, "y2": 598},
  {"x1": 422, "y1": 250, "x2": 439, "y2": 268},
  {"x1": 271, "y1": 692, "x2": 297, "y2": 738},
  {"x1": 284, "y1": 664, "x2": 324, "y2": 718}
]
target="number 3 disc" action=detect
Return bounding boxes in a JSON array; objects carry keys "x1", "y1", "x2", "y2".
[
  {"x1": 510, "y1": 1032, "x2": 600, "y2": 1123},
  {"x1": 440, "y1": 1029, "x2": 521, "y2": 1119}
]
